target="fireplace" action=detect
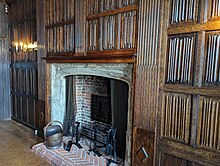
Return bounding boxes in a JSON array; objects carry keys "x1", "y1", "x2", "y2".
[{"x1": 46, "y1": 63, "x2": 133, "y2": 165}]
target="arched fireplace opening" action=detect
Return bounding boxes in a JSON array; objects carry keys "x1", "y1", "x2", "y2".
[
  {"x1": 47, "y1": 63, "x2": 133, "y2": 165},
  {"x1": 63, "y1": 75, "x2": 129, "y2": 161}
]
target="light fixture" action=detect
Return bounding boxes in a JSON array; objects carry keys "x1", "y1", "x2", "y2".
[
  {"x1": 27, "y1": 42, "x2": 38, "y2": 50},
  {"x1": 13, "y1": 41, "x2": 38, "y2": 53},
  {"x1": 4, "y1": 4, "x2": 8, "y2": 14}
]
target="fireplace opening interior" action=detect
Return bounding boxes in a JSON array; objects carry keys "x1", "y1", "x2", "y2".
[{"x1": 63, "y1": 75, "x2": 129, "y2": 161}]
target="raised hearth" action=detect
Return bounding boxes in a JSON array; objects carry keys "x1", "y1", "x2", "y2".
[{"x1": 32, "y1": 137, "x2": 118, "y2": 166}]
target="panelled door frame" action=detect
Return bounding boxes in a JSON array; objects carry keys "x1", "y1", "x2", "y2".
[
  {"x1": 157, "y1": 0, "x2": 220, "y2": 165},
  {"x1": 10, "y1": 57, "x2": 38, "y2": 129}
]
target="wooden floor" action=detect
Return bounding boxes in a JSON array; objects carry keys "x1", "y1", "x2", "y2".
[{"x1": 0, "y1": 120, "x2": 49, "y2": 166}]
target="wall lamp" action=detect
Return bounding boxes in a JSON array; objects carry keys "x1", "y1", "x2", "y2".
[{"x1": 14, "y1": 41, "x2": 38, "y2": 53}]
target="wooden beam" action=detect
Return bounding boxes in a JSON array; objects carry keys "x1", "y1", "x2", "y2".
[
  {"x1": 87, "y1": 4, "x2": 138, "y2": 20},
  {"x1": 168, "y1": 20, "x2": 220, "y2": 35}
]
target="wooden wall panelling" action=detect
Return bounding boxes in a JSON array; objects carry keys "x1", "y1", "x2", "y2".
[
  {"x1": 75, "y1": 0, "x2": 85, "y2": 53},
  {"x1": 88, "y1": 19, "x2": 99, "y2": 51},
  {"x1": 120, "y1": 10, "x2": 136, "y2": 50},
  {"x1": 160, "y1": 152, "x2": 188, "y2": 166},
  {"x1": 197, "y1": 96, "x2": 220, "y2": 151},
  {"x1": 169, "y1": 0, "x2": 198, "y2": 25},
  {"x1": 132, "y1": 0, "x2": 161, "y2": 165},
  {"x1": 203, "y1": 31, "x2": 220, "y2": 86},
  {"x1": 86, "y1": 0, "x2": 137, "y2": 57},
  {"x1": 132, "y1": 127, "x2": 155, "y2": 165},
  {"x1": 45, "y1": 0, "x2": 75, "y2": 55},
  {"x1": 134, "y1": 0, "x2": 161, "y2": 131},
  {"x1": 161, "y1": 92, "x2": 191, "y2": 144},
  {"x1": 166, "y1": 34, "x2": 195, "y2": 84},
  {"x1": 157, "y1": 0, "x2": 220, "y2": 165},
  {"x1": 207, "y1": 0, "x2": 220, "y2": 21},
  {"x1": 36, "y1": 0, "x2": 46, "y2": 133}
]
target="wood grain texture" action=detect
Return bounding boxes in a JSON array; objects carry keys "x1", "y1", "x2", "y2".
[
  {"x1": 161, "y1": 92, "x2": 191, "y2": 144},
  {"x1": 159, "y1": 139, "x2": 220, "y2": 166},
  {"x1": 86, "y1": 4, "x2": 137, "y2": 19},
  {"x1": 10, "y1": 63, "x2": 38, "y2": 128},
  {"x1": 208, "y1": 0, "x2": 220, "y2": 20},
  {"x1": 163, "y1": 84, "x2": 220, "y2": 97},
  {"x1": 157, "y1": 0, "x2": 220, "y2": 166},
  {"x1": 134, "y1": 0, "x2": 161, "y2": 131},
  {"x1": 0, "y1": 120, "x2": 49, "y2": 165},
  {"x1": 132, "y1": 127, "x2": 155, "y2": 166},
  {"x1": 197, "y1": 96, "x2": 220, "y2": 150},
  {"x1": 45, "y1": 0, "x2": 75, "y2": 53},
  {"x1": 37, "y1": 0, "x2": 46, "y2": 102},
  {"x1": 9, "y1": 0, "x2": 39, "y2": 129},
  {"x1": 75, "y1": 0, "x2": 86, "y2": 53},
  {"x1": 166, "y1": 35, "x2": 195, "y2": 84},
  {"x1": 168, "y1": 20, "x2": 220, "y2": 35},
  {"x1": 169, "y1": 0, "x2": 198, "y2": 24},
  {"x1": 203, "y1": 31, "x2": 220, "y2": 85},
  {"x1": 160, "y1": 152, "x2": 188, "y2": 166},
  {"x1": 44, "y1": 54, "x2": 135, "y2": 63},
  {"x1": 86, "y1": 1, "x2": 137, "y2": 54}
]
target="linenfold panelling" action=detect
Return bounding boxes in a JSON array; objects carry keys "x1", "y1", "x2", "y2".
[{"x1": 134, "y1": 0, "x2": 161, "y2": 131}]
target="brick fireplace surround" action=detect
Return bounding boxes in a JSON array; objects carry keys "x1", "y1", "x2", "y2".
[{"x1": 45, "y1": 63, "x2": 134, "y2": 165}]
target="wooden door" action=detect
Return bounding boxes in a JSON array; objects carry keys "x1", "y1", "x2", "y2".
[
  {"x1": 157, "y1": 0, "x2": 220, "y2": 165},
  {"x1": 9, "y1": 0, "x2": 39, "y2": 129},
  {"x1": 10, "y1": 58, "x2": 38, "y2": 128}
]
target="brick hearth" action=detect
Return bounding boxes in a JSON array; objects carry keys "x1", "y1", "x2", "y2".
[{"x1": 32, "y1": 137, "x2": 118, "y2": 166}]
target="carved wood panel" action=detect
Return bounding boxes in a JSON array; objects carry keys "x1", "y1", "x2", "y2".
[
  {"x1": 88, "y1": 19, "x2": 99, "y2": 51},
  {"x1": 161, "y1": 93, "x2": 191, "y2": 144},
  {"x1": 103, "y1": 15, "x2": 116, "y2": 50},
  {"x1": 132, "y1": 127, "x2": 155, "y2": 166},
  {"x1": 197, "y1": 96, "x2": 220, "y2": 150},
  {"x1": 170, "y1": 0, "x2": 198, "y2": 24},
  {"x1": 86, "y1": 0, "x2": 137, "y2": 55},
  {"x1": 207, "y1": 0, "x2": 220, "y2": 20},
  {"x1": 134, "y1": 0, "x2": 161, "y2": 131},
  {"x1": 133, "y1": 0, "x2": 161, "y2": 164},
  {"x1": 166, "y1": 35, "x2": 195, "y2": 84},
  {"x1": 44, "y1": 0, "x2": 75, "y2": 54},
  {"x1": 203, "y1": 31, "x2": 220, "y2": 85},
  {"x1": 121, "y1": 11, "x2": 136, "y2": 49}
]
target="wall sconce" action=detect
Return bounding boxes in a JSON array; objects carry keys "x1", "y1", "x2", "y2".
[
  {"x1": 13, "y1": 41, "x2": 38, "y2": 53},
  {"x1": 4, "y1": 4, "x2": 8, "y2": 14}
]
